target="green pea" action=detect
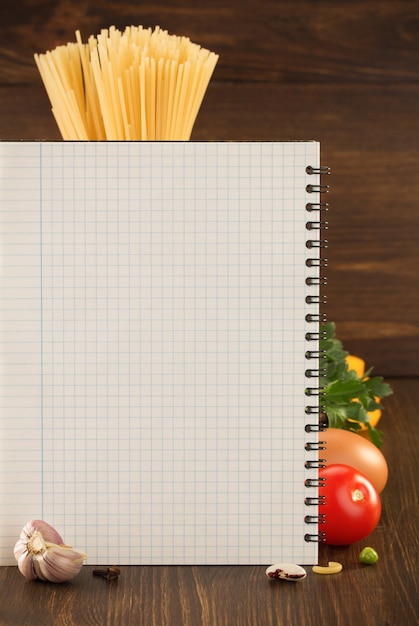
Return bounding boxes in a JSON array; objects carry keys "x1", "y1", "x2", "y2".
[{"x1": 359, "y1": 547, "x2": 379, "y2": 565}]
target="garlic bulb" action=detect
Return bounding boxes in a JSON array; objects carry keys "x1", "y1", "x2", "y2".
[{"x1": 14, "y1": 520, "x2": 86, "y2": 583}]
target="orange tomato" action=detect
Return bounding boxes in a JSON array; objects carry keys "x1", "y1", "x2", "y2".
[{"x1": 319, "y1": 428, "x2": 388, "y2": 493}]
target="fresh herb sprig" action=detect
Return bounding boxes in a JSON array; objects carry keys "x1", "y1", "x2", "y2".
[{"x1": 319, "y1": 322, "x2": 393, "y2": 448}]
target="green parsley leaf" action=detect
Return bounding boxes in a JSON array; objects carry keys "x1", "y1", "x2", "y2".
[{"x1": 319, "y1": 322, "x2": 393, "y2": 448}]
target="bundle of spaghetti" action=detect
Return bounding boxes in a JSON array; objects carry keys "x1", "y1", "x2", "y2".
[{"x1": 34, "y1": 25, "x2": 219, "y2": 140}]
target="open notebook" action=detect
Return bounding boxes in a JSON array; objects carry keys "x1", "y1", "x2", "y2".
[{"x1": 0, "y1": 141, "x2": 325, "y2": 565}]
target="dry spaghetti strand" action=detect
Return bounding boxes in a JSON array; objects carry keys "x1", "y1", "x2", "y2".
[{"x1": 35, "y1": 25, "x2": 218, "y2": 140}]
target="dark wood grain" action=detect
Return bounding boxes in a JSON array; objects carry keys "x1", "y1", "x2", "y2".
[
  {"x1": 2, "y1": 1, "x2": 419, "y2": 85},
  {"x1": 1, "y1": 3, "x2": 419, "y2": 376},
  {"x1": 1, "y1": 78, "x2": 418, "y2": 375},
  {"x1": 1, "y1": 379, "x2": 418, "y2": 626},
  {"x1": 1, "y1": 3, "x2": 419, "y2": 624}
]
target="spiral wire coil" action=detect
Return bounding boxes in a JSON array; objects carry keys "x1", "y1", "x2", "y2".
[{"x1": 304, "y1": 164, "x2": 330, "y2": 543}]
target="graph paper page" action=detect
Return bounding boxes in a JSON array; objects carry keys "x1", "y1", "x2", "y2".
[{"x1": 0, "y1": 141, "x2": 320, "y2": 565}]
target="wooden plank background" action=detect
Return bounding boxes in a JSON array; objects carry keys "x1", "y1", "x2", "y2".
[{"x1": 1, "y1": 0, "x2": 418, "y2": 376}]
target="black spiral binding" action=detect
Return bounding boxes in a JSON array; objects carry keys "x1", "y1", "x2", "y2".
[{"x1": 304, "y1": 163, "x2": 330, "y2": 544}]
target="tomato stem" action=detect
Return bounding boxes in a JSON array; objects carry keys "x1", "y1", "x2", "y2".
[{"x1": 352, "y1": 489, "x2": 365, "y2": 502}]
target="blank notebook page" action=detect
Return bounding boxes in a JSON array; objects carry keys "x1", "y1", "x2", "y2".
[{"x1": 0, "y1": 141, "x2": 320, "y2": 565}]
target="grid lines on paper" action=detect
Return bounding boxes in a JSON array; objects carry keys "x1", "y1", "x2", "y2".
[
  {"x1": 0, "y1": 141, "x2": 319, "y2": 566},
  {"x1": 0, "y1": 143, "x2": 45, "y2": 563}
]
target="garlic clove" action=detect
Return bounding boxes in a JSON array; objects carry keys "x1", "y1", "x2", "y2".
[
  {"x1": 14, "y1": 520, "x2": 86, "y2": 583},
  {"x1": 35, "y1": 544, "x2": 87, "y2": 583},
  {"x1": 31, "y1": 520, "x2": 64, "y2": 544},
  {"x1": 14, "y1": 520, "x2": 63, "y2": 561},
  {"x1": 15, "y1": 548, "x2": 37, "y2": 580}
]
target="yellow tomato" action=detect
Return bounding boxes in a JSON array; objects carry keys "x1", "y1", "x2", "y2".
[
  {"x1": 345, "y1": 354, "x2": 365, "y2": 378},
  {"x1": 364, "y1": 404, "x2": 382, "y2": 428},
  {"x1": 345, "y1": 354, "x2": 382, "y2": 429},
  {"x1": 319, "y1": 428, "x2": 388, "y2": 493}
]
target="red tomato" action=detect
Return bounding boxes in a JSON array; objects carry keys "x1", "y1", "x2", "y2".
[{"x1": 319, "y1": 464, "x2": 381, "y2": 546}]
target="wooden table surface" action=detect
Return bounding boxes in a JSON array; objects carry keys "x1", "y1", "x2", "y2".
[
  {"x1": 0, "y1": 379, "x2": 417, "y2": 626},
  {"x1": 1, "y1": 2, "x2": 419, "y2": 625}
]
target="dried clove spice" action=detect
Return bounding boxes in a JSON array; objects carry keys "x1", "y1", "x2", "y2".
[{"x1": 92, "y1": 566, "x2": 121, "y2": 581}]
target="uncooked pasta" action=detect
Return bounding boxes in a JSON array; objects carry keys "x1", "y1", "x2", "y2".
[{"x1": 34, "y1": 25, "x2": 219, "y2": 140}]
